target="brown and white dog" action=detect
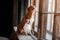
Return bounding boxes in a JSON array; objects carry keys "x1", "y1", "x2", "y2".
[{"x1": 17, "y1": 6, "x2": 35, "y2": 35}]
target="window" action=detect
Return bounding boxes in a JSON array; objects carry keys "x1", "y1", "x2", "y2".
[{"x1": 41, "y1": 0, "x2": 55, "y2": 40}]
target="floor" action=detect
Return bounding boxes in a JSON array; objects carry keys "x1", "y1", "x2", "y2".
[
  {"x1": 17, "y1": 33, "x2": 37, "y2": 40},
  {"x1": 0, "y1": 37, "x2": 9, "y2": 40}
]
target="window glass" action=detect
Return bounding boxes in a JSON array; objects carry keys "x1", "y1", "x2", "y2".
[
  {"x1": 34, "y1": 0, "x2": 39, "y2": 32},
  {"x1": 46, "y1": 14, "x2": 54, "y2": 32},
  {"x1": 42, "y1": 0, "x2": 55, "y2": 13},
  {"x1": 55, "y1": 16, "x2": 60, "y2": 37},
  {"x1": 41, "y1": 14, "x2": 54, "y2": 40},
  {"x1": 56, "y1": 0, "x2": 60, "y2": 13}
]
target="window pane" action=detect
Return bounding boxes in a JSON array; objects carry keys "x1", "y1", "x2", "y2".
[
  {"x1": 48, "y1": 0, "x2": 55, "y2": 13},
  {"x1": 56, "y1": 0, "x2": 60, "y2": 13},
  {"x1": 46, "y1": 14, "x2": 54, "y2": 40},
  {"x1": 41, "y1": 14, "x2": 47, "y2": 39},
  {"x1": 42, "y1": 0, "x2": 55, "y2": 13},
  {"x1": 53, "y1": 16, "x2": 60, "y2": 40},
  {"x1": 55, "y1": 16, "x2": 60, "y2": 37},
  {"x1": 46, "y1": 14, "x2": 54, "y2": 32},
  {"x1": 41, "y1": 14, "x2": 54, "y2": 40},
  {"x1": 34, "y1": 0, "x2": 39, "y2": 32},
  {"x1": 42, "y1": 0, "x2": 48, "y2": 13}
]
